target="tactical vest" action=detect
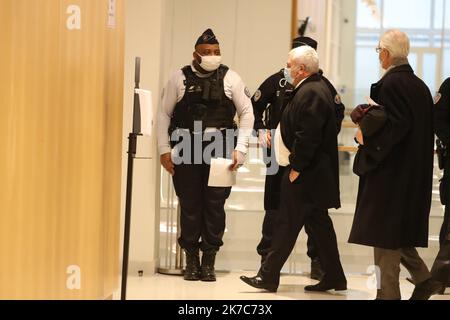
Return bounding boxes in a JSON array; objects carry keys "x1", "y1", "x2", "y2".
[
  {"x1": 170, "y1": 65, "x2": 237, "y2": 132},
  {"x1": 265, "y1": 70, "x2": 294, "y2": 129}
]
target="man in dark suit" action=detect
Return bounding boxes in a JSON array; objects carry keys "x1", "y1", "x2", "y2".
[
  {"x1": 240, "y1": 45, "x2": 346, "y2": 293},
  {"x1": 252, "y1": 37, "x2": 345, "y2": 281}
]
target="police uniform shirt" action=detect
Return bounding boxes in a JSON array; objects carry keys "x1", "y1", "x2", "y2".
[
  {"x1": 157, "y1": 64, "x2": 255, "y2": 156},
  {"x1": 252, "y1": 70, "x2": 287, "y2": 130}
]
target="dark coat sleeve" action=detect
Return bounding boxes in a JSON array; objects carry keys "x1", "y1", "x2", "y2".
[
  {"x1": 435, "y1": 78, "x2": 450, "y2": 146},
  {"x1": 289, "y1": 90, "x2": 329, "y2": 173},
  {"x1": 335, "y1": 101, "x2": 346, "y2": 134},
  {"x1": 321, "y1": 76, "x2": 345, "y2": 134},
  {"x1": 252, "y1": 73, "x2": 279, "y2": 130},
  {"x1": 362, "y1": 81, "x2": 412, "y2": 163},
  {"x1": 359, "y1": 106, "x2": 387, "y2": 138}
]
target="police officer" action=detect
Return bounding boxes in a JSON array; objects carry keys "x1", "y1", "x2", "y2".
[
  {"x1": 157, "y1": 29, "x2": 254, "y2": 282},
  {"x1": 252, "y1": 37, "x2": 345, "y2": 281},
  {"x1": 431, "y1": 78, "x2": 450, "y2": 292}
]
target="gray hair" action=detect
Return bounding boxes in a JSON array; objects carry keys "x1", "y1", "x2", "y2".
[
  {"x1": 288, "y1": 46, "x2": 320, "y2": 74},
  {"x1": 380, "y1": 29, "x2": 410, "y2": 64}
]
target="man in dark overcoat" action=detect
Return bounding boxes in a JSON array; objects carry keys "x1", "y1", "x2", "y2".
[
  {"x1": 241, "y1": 45, "x2": 346, "y2": 293},
  {"x1": 349, "y1": 29, "x2": 445, "y2": 300}
]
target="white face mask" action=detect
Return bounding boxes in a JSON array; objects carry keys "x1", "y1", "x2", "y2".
[
  {"x1": 284, "y1": 67, "x2": 295, "y2": 85},
  {"x1": 196, "y1": 53, "x2": 222, "y2": 72}
]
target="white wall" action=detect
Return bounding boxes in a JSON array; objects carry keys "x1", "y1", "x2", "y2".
[
  {"x1": 339, "y1": 0, "x2": 357, "y2": 106},
  {"x1": 161, "y1": 0, "x2": 292, "y2": 93}
]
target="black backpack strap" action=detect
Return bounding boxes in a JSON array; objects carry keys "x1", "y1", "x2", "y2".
[
  {"x1": 217, "y1": 65, "x2": 229, "y2": 81},
  {"x1": 181, "y1": 65, "x2": 197, "y2": 86}
]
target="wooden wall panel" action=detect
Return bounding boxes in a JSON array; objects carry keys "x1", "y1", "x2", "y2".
[{"x1": 0, "y1": 0, "x2": 124, "y2": 299}]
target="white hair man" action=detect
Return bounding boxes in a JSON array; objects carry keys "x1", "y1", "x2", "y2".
[
  {"x1": 241, "y1": 45, "x2": 347, "y2": 293},
  {"x1": 377, "y1": 29, "x2": 410, "y2": 70},
  {"x1": 349, "y1": 29, "x2": 445, "y2": 300}
]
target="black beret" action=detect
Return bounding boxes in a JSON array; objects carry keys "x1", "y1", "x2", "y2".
[
  {"x1": 292, "y1": 37, "x2": 318, "y2": 50},
  {"x1": 195, "y1": 29, "x2": 219, "y2": 47}
]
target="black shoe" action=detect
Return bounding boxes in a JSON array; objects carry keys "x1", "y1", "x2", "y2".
[
  {"x1": 305, "y1": 279, "x2": 347, "y2": 292},
  {"x1": 240, "y1": 276, "x2": 278, "y2": 293},
  {"x1": 410, "y1": 278, "x2": 445, "y2": 300},
  {"x1": 183, "y1": 249, "x2": 201, "y2": 281},
  {"x1": 310, "y1": 258, "x2": 325, "y2": 281},
  {"x1": 201, "y1": 251, "x2": 217, "y2": 282}
]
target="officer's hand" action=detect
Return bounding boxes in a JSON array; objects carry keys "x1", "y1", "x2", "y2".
[
  {"x1": 160, "y1": 153, "x2": 175, "y2": 176},
  {"x1": 267, "y1": 131, "x2": 272, "y2": 149},
  {"x1": 229, "y1": 151, "x2": 245, "y2": 172},
  {"x1": 289, "y1": 169, "x2": 300, "y2": 183},
  {"x1": 258, "y1": 130, "x2": 268, "y2": 149}
]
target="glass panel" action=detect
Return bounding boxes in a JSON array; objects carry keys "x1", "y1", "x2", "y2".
[
  {"x1": 355, "y1": 47, "x2": 381, "y2": 103},
  {"x1": 357, "y1": 0, "x2": 382, "y2": 29},
  {"x1": 423, "y1": 53, "x2": 438, "y2": 93},
  {"x1": 446, "y1": 0, "x2": 450, "y2": 29},
  {"x1": 383, "y1": 0, "x2": 431, "y2": 29},
  {"x1": 434, "y1": 0, "x2": 444, "y2": 30},
  {"x1": 409, "y1": 34, "x2": 432, "y2": 48},
  {"x1": 444, "y1": 49, "x2": 450, "y2": 81},
  {"x1": 409, "y1": 52, "x2": 418, "y2": 73}
]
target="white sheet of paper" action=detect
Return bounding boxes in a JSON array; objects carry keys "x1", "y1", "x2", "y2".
[
  {"x1": 366, "y1": 96, "x2": 380, "y2": 106},
  {"x1": 208, "y1": 158, "x2": 237, "y2": 187},
  {"x1": 135, "y1": 89, "x2": 153, "y2": 137},
  {"x1": 274, "y1": 124, "x2": 290, "y2": 167}
]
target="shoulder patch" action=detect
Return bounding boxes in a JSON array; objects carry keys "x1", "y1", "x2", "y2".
[
  {"x1": 245, "y1": 87, "x2": 251, "y2": 98},
  {"x1": 335, "y1": 94, "x2": 342, "y2": 105},
  {"x1": 254, "y1": 90, "x2": 262, "y2": 102},
  {"x1": 435, "y1": 92, "x2": 442, "y2": 105}
]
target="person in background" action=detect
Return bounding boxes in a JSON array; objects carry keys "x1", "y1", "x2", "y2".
[{"x1": 430, "y1": 78, "x2": 450, "y2": 293}]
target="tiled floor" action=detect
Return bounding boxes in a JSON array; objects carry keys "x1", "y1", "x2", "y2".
[{"x1": 116, "y1": 272, "x2": 450, "y2": 301}]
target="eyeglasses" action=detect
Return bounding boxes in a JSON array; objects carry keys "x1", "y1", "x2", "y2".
[{"x1": 375, "y1": 46, "x2": 384, "y2": 54}]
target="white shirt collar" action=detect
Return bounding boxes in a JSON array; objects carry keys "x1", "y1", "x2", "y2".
[{"x1": 294, "y1": 76, "x2": 310, "y2": 90}]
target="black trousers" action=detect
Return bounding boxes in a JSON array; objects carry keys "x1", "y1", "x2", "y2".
[
  {"x1": 257, "y1": 209, "x2": 319, "y2": 262},
  {"x1": 258, "y1": 150, "x2": 319, "y2": 262},
  {"x1": 259, "y1": 169, "x2": 346, "y2": 286},
  {"x1": 173, "y1": 163, "x2": 232, "y2": 253},
  {"x1": 171, "y1": 131, "x2": 235, "y2": 253}
]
